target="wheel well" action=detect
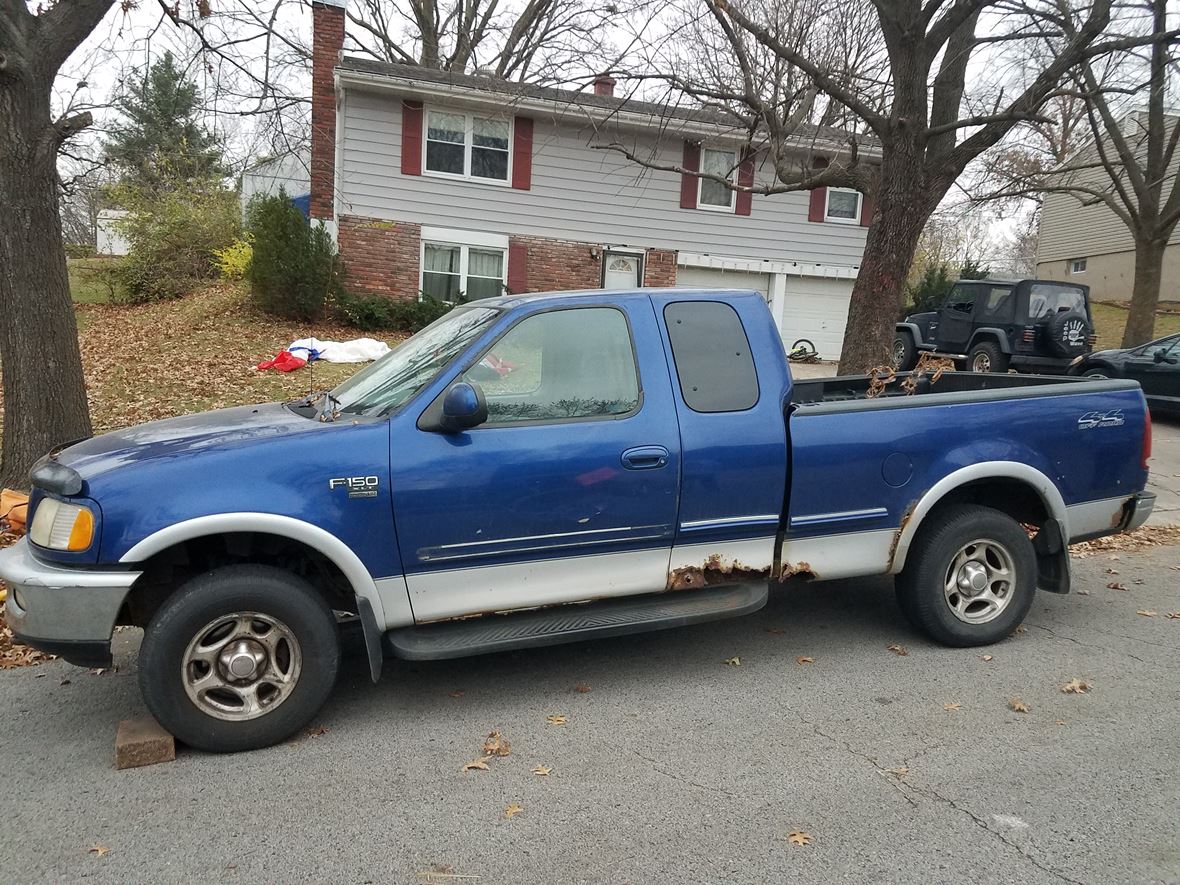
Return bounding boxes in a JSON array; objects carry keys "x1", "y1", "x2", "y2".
[
  {"x1": 968, "y1": 333, "x2": 1003, "y2": 353},
  {"x1": 924, "y1": 478, "x2": 1049, "y2": 528},
  {"x1": 117, "y1": 532, "x2": 358, "y2": 628}
]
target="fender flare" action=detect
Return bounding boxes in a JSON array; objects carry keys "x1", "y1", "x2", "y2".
[
  {"x1": 121, "y1": 513, "x2": 412, "y2": 679},
  {"x1": 894, "y1": 322, "x2": 924, "y2": 347},
  {"x1": 966, "y1": 328, "x2": 1013, "y2": 355},
  {"x1": 888, "y1": 462, "x2": 1068, "y2": 574}
]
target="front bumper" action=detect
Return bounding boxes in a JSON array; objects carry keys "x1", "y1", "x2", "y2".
[{"x1": 0, "y1": 538, "x2": 141, "y2": 668}]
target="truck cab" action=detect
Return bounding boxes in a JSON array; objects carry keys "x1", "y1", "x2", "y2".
[{"x1": 894, "y1": 278, "x2": 1096, "y2": 374}]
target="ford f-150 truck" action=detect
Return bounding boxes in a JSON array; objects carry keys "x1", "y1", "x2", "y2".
[{"x1": 0, "y1": 289, "x2": 1155, "y2": 752}]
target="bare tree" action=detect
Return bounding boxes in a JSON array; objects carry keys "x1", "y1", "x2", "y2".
[
  {"x1": 974, "y1": 0, "x2": 1178, "y2": 347},
  {"x1": 602, "y1": 0, "x2": 1176, "y2": 373}
]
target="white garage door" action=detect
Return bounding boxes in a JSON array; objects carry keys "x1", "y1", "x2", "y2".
[
  {"x1": 674, "y1": 266, "x2": 771, "y2": 299},
  {"x1": 675, "y1": 265, "x2": 852, "y2": 361},
  {"x1": 780, "y1": 275, "x2": 853, "y2": 361}
]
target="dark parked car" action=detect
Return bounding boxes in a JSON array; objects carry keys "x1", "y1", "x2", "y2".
[
  {"x1": 1077, "y1": 332, "x2": 1180, "y2": 417},
  {"x1": 894, "y1": 279, "x2": 1096, "y2": 374}
]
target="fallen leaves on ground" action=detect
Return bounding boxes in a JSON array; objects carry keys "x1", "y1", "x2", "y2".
[
  {"x1": 545, "y1": 715, "x2": 568, "y2": 726},
  {"x1": 1106, "y1": 582, "x2": 1128, "y2": 591},
  {"x1": 88, "y1": 844, "x2": 110, "y2": 857},
  {"x1": 785, "y1": 831, "x2": 812, "y2": 846},
  {"x1": 307, "y1": 725, "x2": 329, "y2": 738},
  {"x1": 532, "y1": 765, "x2": 552, "y2": 776},
  {"x1": 1137, "y1": 610, "x2": 1158, "y2": 618},
  {"x1": 504, "y1": 803, "x2": 524, "y2": 819},
  {"x1": 1166, "y1": 612, "x2": 1180, "y2": 620},
  {"x1": 886, "y1": 644, "x2": 908, "y2": 656},
  {"x1": 574, "y1": 682, "x2": 591, "y2": 693},
  {"x1": 462, "y1": 759, "x2": 490, "y2": 773},
  {"x1": 884, "y1": 766, "x2": 909, "y2": 778},
  {"x1": 482, "y1": 731, "x2": 511, "y2": 757},
  {"x1": 1071, "y1": 525, "x2": 1180, "y2": 557},
  {"x1": 796, "y1": 656, "x2": 814, "y2": 665},
  {"x1": 1061, "y1": 679, "x2": 1091, "y2": 694},
  {"x1": 1009, "y1": 698, "x2": 1031, "y2": 713},
  {"x1": 724, "y1": 656, "x2": 741, "y2": 666},
  {"x1": 944, "y1": 702, "x2": 962, "y2": 711},
  {"x1": 1011, "y1": 625, "x2": 1027, "y2": 635},
  {"x1": 981, "y1": 655, "x2": 993, "y2": 662}
]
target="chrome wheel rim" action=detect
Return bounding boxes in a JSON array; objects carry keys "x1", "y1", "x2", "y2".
[
  {"x1": 182, "y1": 612, "x2": 302, "y2": 721},
  {"x1": 972, "y1": 352, "x2": 991, "y2": 373},
  {"x1": 943, "y1": 539, "x2": 1015, "y2": 624},
  {"x1": 891, "y1": 340, "x2": 906, "y2": 368}
]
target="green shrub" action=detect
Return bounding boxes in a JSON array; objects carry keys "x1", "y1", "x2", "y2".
[
  {"x1": 112, "y1": 179, "x2": 241, "y2": 302},
  {"x1": 903, "y1": 260, "x2": 991, "y2": 317},
  {"x1": 214, "y1": 236, "x2": 253, "y2": 280},
  {"x1": 245, "y1": 192, "x2": 341, "y2": 321},
  {"x1": 336, "y1": 291, "x2": 457, "y2": 333}
]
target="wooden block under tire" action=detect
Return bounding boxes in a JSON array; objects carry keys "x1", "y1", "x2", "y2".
[{"x1": 115, "y1": 717, "x2": 176, "y2": 769}]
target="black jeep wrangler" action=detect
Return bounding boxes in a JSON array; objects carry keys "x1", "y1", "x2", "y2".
[{"x1": 893, "y1": 278, "x2": 1096, "y2": 374}]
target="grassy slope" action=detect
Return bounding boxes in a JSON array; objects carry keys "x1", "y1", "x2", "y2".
[{"x1": 1091, "y1": 301, "x2": 1180, "y2": 351}]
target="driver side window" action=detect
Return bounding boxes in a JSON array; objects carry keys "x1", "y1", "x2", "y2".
[
  {"x1": 945, "y1": 285, "x2": 977, "y2": 314},
  {"x1": 462, "y1": 307, "x2": 641, "y2": 424}
]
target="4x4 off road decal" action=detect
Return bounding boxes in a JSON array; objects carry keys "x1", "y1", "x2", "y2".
[
  {"x1": 1077, "y1": 410, "x2": 1124, "y2": 430},
  {"x1": 329, "y1": 476, "x2": 380, "y2": 498}
]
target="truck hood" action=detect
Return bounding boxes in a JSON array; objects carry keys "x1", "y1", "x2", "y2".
[{"x1": 54, "y1": 402, "x2": 329, "y2": 481}]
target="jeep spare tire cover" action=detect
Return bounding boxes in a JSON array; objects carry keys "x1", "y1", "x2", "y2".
[{"x1": 1045, "y1": 311, "x2": 1090, "y2": 357}]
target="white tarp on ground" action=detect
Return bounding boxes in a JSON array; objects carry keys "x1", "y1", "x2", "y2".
[{"x1": 287, "y1": 337, "x2": 391, "y2": 363}]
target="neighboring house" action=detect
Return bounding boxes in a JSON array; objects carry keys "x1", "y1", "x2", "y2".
[
  {"x1": 1036, "y1": 110, "x2": 1180, "y2": 302},
  {"x1": 309, "y1": 0, "x2": 879, "y2": 359},
  {"x1": 240, "y1": 149, "x2": 312, "y2": 215},
  {"x1": 95, "y1": 209, "x2": 129, "y2": 256}
]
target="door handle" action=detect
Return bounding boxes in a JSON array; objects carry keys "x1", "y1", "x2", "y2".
[{"x1": 621, "y1": 446, "x2": 669, "y2": 470}]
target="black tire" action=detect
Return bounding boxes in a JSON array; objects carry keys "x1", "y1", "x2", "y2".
[
  {"x1": 1083, "y1": 367, "x2": 1111, "y2": 380},
  {"x1": 138, "y1": 564, "x2": 341, "y2": 753},
  {"x1": 895, "y1": 505, "x2": 1036, "y2": 647},
  {"x1": 967, "y1": 340, "x2": 1009, "y2": 374},
  {"x1": 1045, "y1": 311, "x2": 1091, "y2": 358},
  {"x1": 892, "y1": 331, "x2": 918, "y2": 371}
]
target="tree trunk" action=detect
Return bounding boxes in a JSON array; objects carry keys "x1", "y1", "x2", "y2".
[
  {"x1": 837, "y1": 154, "x2": 935, "y2": 375},
  {"x1": 0, "y1": 78, "x2": 93, "y2": 490},
  {"x1": 1120, "y1": 235, "x2": 1166, "y2": 348}
]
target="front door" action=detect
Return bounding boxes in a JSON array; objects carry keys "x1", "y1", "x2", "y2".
[
  {"x1": 390, "y1": 300, "x2": 681, "y2": 622},
  {"x1": 603, "y1": 251, "x2": 643, "y2": 288},
  {"x1": 936, "y1": 283, "x2": 979, "y2": 353},
  {"x1": 1125, "y1": 335, "x2": 1180, "y2": 402}
]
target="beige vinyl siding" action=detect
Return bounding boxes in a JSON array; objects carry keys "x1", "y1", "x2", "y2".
[{"x1": 338, "y1": 88, "x2": 869, "y2": 268}]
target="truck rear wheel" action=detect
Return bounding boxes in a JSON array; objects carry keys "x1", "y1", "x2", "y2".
[
  {"x1": 138, "y1": 564, "x2": 340, "y2": 753},
  {"x1": 895, "y1": 505, "x2": 1036, "y2": 647}
]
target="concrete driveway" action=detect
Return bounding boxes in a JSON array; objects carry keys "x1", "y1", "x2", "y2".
[{"x1": 3, "y1": 547, "x2": 1178, "y2": 884}]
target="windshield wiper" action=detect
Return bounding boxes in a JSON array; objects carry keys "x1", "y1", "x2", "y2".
[{"x1": 284, "y1": 389, "x2": 341, "y2": 422}]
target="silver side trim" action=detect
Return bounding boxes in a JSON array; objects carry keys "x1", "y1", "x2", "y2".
[
  {"x1": 790, "y1": 507, "x2": 889, "y2": 527},
  {"x1": 417, "y1": 524, "x2": 669, "y2": 563},
  {"x1": 120, "y1": 513, "x2": 414, "y2": 629},
  {"x1": 669, "y1": 537, "x2": 777, "y2": 573},
  {"x1": 407, "y1": 547, "x2": 672, "y2": 622},
  {"x1": 679, "y1": 515, "x2": 780, "y2": 531},
  {"x1": 780, "y1": 529, "x2": 895, "y2": 581},
  {"x1": 888, "y1": 462, "x2": 1068, "y2": 574},
  {"x1": 1065, "y1": 495, "x2": 1137, "y2": 542}
]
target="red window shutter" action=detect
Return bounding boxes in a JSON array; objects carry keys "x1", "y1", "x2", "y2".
[
  {"x1": 512, "y1": 116, "x2": 533, "y2": 190},
  {"x1": 680, "y1": 142, "x2": 700, "y2": 209},
  {"x1": 735, "y1": 151, "x2": 755, "y2": 216},
  {"x1": 860, "y1": 190, "x2": 874, "y2": 227},
  {"x1": 507, "y1": 241, "x2": 528, "y2": 293},
  {"x1": 808, "y1": 187, "x2": 827, "y2": 222},
  {"x1": 401, "y1": 100, "x2": 423, "y2": 176}
]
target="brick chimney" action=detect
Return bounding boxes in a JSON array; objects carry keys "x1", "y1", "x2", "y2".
[
  {"x1": 593, "y1": 74, "x2": 616, "y2": 97},
  {"x1": 310, "y1": 0, "x2": 346, "y2": 223}
]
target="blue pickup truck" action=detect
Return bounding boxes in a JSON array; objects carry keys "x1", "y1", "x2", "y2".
[{"x1": 0, "y1": 289, "x2": 1155, "y2": 752}]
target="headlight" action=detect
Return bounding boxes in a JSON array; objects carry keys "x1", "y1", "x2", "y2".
[{"x1": 29, "y1": 498, "x2": 95, "y2": 551}]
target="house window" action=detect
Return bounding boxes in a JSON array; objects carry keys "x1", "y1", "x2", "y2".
[
  {"x1": 825, "y1": 187, "x2": 862, "y2": 223},
  {"x1": 421, "y1": 241, "x2": 507, "y2": 301},
  {"x1": 698, "y1": 148, "x2": 736, "y2": 211},
  {"x1": 424, "y1": 110, "x2": 510, "y2": 182},
  {"x1": 1070, "y1": 258, "x2": 1087, "y2": 274}
]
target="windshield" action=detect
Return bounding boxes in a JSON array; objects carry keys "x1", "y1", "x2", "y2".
[{"x1": 331, "y1": 306, "x2": 500, "y2": 417}]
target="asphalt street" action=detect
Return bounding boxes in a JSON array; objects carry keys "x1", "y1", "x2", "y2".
[{"x1": 2, "y1": 545, "x2": 1178, "y2": 884}]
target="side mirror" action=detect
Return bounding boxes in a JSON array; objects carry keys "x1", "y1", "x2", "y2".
[
  {"x1": 419, "y1": 381, "x2": 487, "y2": 433},
  {"x1": 1154, "y1": 349, "x2": 1167, "y2": 363}
]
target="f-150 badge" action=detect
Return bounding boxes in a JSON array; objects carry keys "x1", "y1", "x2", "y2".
[
  {"x1": 1077, "y1": 410, "x2": 1124, "y2": 430},
  {"x1": 329, "y1": 476, "x2": 380, "y2": 498}
]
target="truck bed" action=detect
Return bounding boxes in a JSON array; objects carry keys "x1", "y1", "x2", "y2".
[{"x1": 791, "y1": 371, "x2": 1117, "y2": 408}]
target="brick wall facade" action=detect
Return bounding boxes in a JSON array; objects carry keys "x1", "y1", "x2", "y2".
[
  {"x1": 509, "y1": 235, "x2": 604, "y2": 292},
  {"x1": 310, "y1": 2, "x2": 344, "y2": 221},
  {"x1": 338, "y1": 216, "x2": 421, "y2": 299},
  {"x1": 644, "y1": 249, "x2": 677, "y2": 287}
]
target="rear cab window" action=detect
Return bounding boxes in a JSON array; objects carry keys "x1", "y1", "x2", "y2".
[{"x1": 663, "y1": 301, "x2": 759, "y2": 412}]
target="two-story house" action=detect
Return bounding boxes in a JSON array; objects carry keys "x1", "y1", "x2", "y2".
[{"x1": 309, "y1": 0, "x2": 878, "y2": 358}]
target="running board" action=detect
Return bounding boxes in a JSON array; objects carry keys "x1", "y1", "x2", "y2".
[{"x1": 383, "y1": 582, "x2": 769, "y2": 661}]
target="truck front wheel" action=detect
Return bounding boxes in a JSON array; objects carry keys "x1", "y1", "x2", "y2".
[
  {"x1": 138, "y1": 564, "x2": 341, "y2": 752},
  {"x1": 895, "y1": 505, "x2": 1036, "y2": 647}
]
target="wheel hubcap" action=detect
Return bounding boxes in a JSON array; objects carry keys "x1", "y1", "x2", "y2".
[
  {"x1": 892, "y1": 341, "x2": 905, "y2": 367},
  {"x1": 943, "y1": 539, "x2": 1015, "y2": 624},
  {"x1": 182, "y1": 612, "x2": 302, "y2": 721},
  {"x1": 973, "y1": 353, "x2": 990, "y2": 372}
]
